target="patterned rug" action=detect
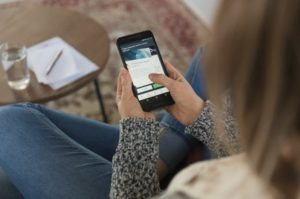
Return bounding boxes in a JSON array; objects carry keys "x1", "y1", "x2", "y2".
[{"x1": 1, "y1": 0, "x2": 209, "y2": 123}]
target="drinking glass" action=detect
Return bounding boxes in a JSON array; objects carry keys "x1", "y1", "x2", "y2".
[{"x1": 1, "y1": 42, "x2": 30, "y2": 90}]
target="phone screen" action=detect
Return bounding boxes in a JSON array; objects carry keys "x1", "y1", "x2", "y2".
[{"x1": 119, "y1": 37, "x2": 169, "y2": 101}]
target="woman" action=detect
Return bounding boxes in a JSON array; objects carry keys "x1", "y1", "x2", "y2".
[
  {"x1": 1, "y1": 0, "x2": 299, "y2": 199},
  {"x1": 0, "y1": 47, "x2": 221, "y2": 199},
  {"x1": 110, "y1": 0, "x2": 299, "y2": 198}
]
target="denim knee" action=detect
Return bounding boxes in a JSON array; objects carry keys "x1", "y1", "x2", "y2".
[
  {"x1": 8, "y1": 102, "x2": 40, "y2": 109},
  {"x1": 0, "y1": 103, "x2": 41, "y2": 135},
  {"x1": 0, "y1": 102, "x2": 43, "y2": 116}
]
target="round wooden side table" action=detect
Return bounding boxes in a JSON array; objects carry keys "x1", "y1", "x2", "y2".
[{"x1": 0, "y1": 3, "x2": 109, "y2": 122}]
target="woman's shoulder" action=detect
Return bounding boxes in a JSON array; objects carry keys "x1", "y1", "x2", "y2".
[{"x1": 163, "y1": 154, "x2": 278, "y2": 199}]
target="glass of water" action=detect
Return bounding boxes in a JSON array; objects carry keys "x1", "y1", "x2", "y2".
[{"x1": 1, "y1": 42, "x2": 30, "y2": 90}]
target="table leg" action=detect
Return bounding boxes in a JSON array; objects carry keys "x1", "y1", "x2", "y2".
[{"x1": 93, "y1": 78, "x2": 109, "y2": 123}]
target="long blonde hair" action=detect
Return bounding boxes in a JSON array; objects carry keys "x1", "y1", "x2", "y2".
[{"x1": 204, "y1": 0, "x2": 300, "y2": 197}]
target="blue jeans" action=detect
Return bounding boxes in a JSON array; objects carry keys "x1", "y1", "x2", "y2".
[{"x1": 0, "y1": 49, "x2": 206, "y2": 199}]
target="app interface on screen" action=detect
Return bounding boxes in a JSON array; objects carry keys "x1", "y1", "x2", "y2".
[{"x1": 120, "y1": 37, "x2": 169, "y2": 101}]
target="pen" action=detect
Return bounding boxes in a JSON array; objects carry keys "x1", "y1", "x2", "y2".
[{"x1": 45, "y1": 49, "x2": 63, "y2": 76}]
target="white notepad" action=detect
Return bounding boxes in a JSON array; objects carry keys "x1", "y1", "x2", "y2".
[{"x1": 28, "y1": 37, "x2": 99, "y2": 90}]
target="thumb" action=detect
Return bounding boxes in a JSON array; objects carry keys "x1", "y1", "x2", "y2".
[{"x1": 149, "y1": 73, "x2": 174, "y2": 90}]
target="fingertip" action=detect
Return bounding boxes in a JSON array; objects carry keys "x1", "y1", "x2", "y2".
[
  {"x1": 149, "y1": 73, "x2": 160, "y2": 77},
  {"x1": 120, "y1": 68, "x2": 126, "y2": 74},
  {"x1": 119, "y1": 68, "x2": 126, "y2": 78},
  {"x1": 120, "y1": 73, "x2": 124, "y2": 84},
  {"x1": 123, "y1": 69, "x2": 130, "y2": 79},
  {"x1": 149, "y1": 74, "x2": 161, "y2": 82},
  {"x1": 148, "y1": 73, "x2": 154, "y2": 79},
  {"x1": 164, "y1": 60, "x2": 171, "y2": 66},
  {"x1": 166, "y1": 62, "x2": 175, "y2": 70}
]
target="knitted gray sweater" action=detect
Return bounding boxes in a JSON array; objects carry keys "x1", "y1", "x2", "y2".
[{"x1": 110, "y1": 101, "x2": 239, "y2": 199}]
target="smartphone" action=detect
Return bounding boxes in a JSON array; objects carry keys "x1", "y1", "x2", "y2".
[{"x1": 116, "y1": 30, "x2": 175, "y2": 112}]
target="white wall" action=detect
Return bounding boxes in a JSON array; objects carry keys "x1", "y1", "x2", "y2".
[{"x1": 183, "y1": 0, "x2": 220, "y2": 27}]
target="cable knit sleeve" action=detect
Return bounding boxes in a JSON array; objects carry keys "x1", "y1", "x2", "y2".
[
  {"x1": 185, "y1": 100, "x2": 240, "y2": 157},
  {"x1": 110, "y1": 117, "x2": 161, "y2": 199}
]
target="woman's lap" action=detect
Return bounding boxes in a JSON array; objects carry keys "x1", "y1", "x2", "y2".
[
  {"x1": 26, "y1": 103, "x2": 120, "y2": 161},
  {"x1": 0, "y1": 103, "x2": 112, "y2": 199},
  {"x1": 0, "y1": 48, "x2": 206, "y2": 198}
]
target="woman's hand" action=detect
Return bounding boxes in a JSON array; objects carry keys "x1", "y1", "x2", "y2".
[
  {"x1": 116, "y1": 68, "x2": 155, "y2": 119},
  {"x1": 149, "y1": 62, "x2": 204, "y2": 125}
]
